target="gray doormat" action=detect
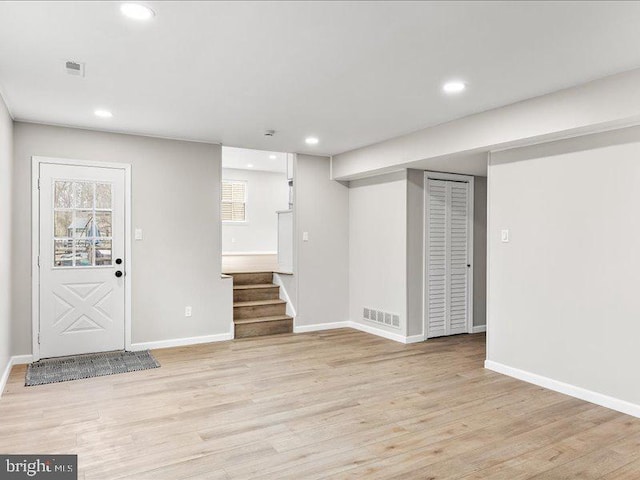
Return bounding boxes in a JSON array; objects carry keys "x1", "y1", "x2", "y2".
[{"x1": 25, "y1": 350, "x2": 160, "y2": 386}]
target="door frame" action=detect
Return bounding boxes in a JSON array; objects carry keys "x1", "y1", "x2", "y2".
[
  {"x1": 423, "y1": 171, "x2": 475, "y2": 339},
  {"x1": 31, "y1": 156, "x2": 133, "y2": 361}
]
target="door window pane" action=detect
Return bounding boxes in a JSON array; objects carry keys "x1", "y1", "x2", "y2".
[
  {"x1": 95, "y1": 240, "x2": 112, "y2": 266},
  {"x1": 74, "y1": 182, "x2": 94, "y2": 209},
  {"x1": 75, "y1": 239, "x2": 94, "y2": 266},
  {"x1": 73, "y1": 211, "x2": 94, "y2": 238},
  {"x1": 54, "y1": 211, "x2": 73, "y2": 238},
  {"x1": 55, "y1": 181, "x2": 73, "y2": 208},
  {"x1": 95, "y1": 212, "x2": 112, "y2": 237},
  {"x1": 54, "y1": 240, "x2": 74, "y2": 267},
  {"x1": 96, "y1": 183, "x2": 112, "y2": 209}
]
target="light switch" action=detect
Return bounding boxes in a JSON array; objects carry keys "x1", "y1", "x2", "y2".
[
  {"x1": 135, "y1": 228, "x2": 143, "y2": 240},
  {"x1": 302, "y1": 232, "x2": 309, "y2": 242},
  {"x1": 501, "y1": 229, "x2": 509, "y2": 243}
]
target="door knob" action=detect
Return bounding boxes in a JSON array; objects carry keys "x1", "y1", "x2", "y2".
[
  {"x1": 115, "y1": 270, "x2": 123, "y2": 278},
  {"x1": 115, "y1": 258, "x2": 123, "y2": 265}
]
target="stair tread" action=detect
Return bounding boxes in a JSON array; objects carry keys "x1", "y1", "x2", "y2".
[
  {"x1": 234, "y1": 299, "x2": 286, "y2": 307},
  {"x1": 234, "y1": 315, "x2": 293, "y2": 325},
  {"x1": 233, "y1": 283, "x2": 278, "y2": 290},
  {"x1": 225, "y1": 271, "x2": 273, "y2": 275}
]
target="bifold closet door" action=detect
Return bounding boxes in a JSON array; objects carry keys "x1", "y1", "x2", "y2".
[{"x1": 426, "y1": 178, "x2": 470, "y2": 338}]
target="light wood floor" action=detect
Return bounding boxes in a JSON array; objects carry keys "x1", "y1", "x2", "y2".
[{"x1": 1, "y1": 330, "x2": 639, "y2": 479}]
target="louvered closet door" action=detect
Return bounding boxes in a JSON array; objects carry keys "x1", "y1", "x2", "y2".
[{"x1": 426, "y1": 179, "x2": 470, "y2": 338}]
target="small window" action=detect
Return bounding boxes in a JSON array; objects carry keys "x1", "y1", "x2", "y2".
[{"x1": 221, "y1": 180, "x2": 247, "y2": 222}]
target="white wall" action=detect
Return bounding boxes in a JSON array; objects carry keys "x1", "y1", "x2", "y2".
[
  {"x1": 221, "y1": 168, "x2": 289, "y2": 254},
  {"x1": 12, "y1": 122, "x2": 232, "y2": 354},
  {"x1": 487, "y1": 125, "x2": 640, "y2": 412},
  {"x1": 0, "y1": 93, "x2": 12, "y2": 382},
  {"x1": 349, "y1": 171, "x2": 408, "y2": 336},
  {"x1": 294, "y1": 154, "x2": 349, "y2": 328}
]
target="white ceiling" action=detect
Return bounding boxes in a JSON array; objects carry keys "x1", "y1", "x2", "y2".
[
  {"x1": 1, "y1": 1, "x2": 640, "y2": 155},
  {"x1": 222, "y1": 146, "x2": 287, "y2": 173}
]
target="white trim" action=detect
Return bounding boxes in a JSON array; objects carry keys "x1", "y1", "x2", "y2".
[
  {"x1": 130, "y1": 332, "x2": 233, "y2": 351},
  {"x1": 423, "y1": 171, "x2": 475, "y2": 339},
  {"x1": 349, "y1": 321, "x2": 411, "y2": 344},
  {"x1": 221, "y1": 251, "x2": 277, "y2": 256},
  {"x1": 405, "y1": 334, "x2": 426, "y2": 344},
  {"x1": 0, "y1": 355, "x2": 35, "y2": 397},
  {"x1": 31, "y1": 156, "x2": 133, "y2": 360},
  {"x1": 471, "y1": 325, "x2": 486, "y2": 333},
  {"x1": 485, "y1": 360, "x2": 640, "y2": 419},
  {"x1": 294, "y1": 321, "x2": 350, "y2": 333}
]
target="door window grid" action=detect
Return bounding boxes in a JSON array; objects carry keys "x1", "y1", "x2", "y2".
[{"x1": 53, "y1": 180, "x2": 113, "y2": 268}]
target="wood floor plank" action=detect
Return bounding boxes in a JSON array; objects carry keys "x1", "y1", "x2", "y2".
[{"x1": 0, "y1": 329, "x2": 638, "y2": 479}]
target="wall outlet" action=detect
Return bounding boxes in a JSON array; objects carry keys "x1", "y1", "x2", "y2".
[
  {"x1": 185, "y1": 306, "x2": 192, "y2": 317},
  {"x1": 501, "y1": 229, "x2": 510, "y2": 243}
]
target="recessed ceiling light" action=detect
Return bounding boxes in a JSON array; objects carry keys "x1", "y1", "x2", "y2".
[
  {"x1": 120, "y1": 3, "x2": 155, "y2": 21},
  {"x1": 247, "y1": 164, "x2": 254, "y2": 168},
  {"x1": 94, "y1": 109, "x2": 113, "y2": 118},
  {"x1": 269, "y1": 154, "x2": 277, "y2": 160},
  {"x1": 443, "y1": 81, "x2": 466, "y2": 94},
  {"x1": 305, "y1": 137, "x2": 319, "y2": 145}
]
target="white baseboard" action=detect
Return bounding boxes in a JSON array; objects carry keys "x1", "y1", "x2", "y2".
[
  {"x1": 471, "y1": 325, "x2": 487, "y2": 333},
  {"x1": 349, "y1": 322, "x2": 409, "y2": 344},
  {"x1": 1, "y1": 354, "x2": 35, "y2": 398},
  {"x1": 294, "y1": 321, "x2": 351, "y2": 333},
  {"x1": 130, "y1": 332, "x2": 233, "y2": 351},
  {"x1": 485, "y1": 360, "x2": 640, "y2": 419},
  {"x1": 405, "y1": 334, "x2": 426, "y2": 344},
  {"x1": 221, "y1": 251, "x2": 277, "y2": 256}
]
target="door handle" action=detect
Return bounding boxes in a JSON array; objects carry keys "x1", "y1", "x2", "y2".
[{"x1": 115, "y1": 270, "x2": 124, "y2": 278}]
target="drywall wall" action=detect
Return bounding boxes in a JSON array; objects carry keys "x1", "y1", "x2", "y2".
[
  {"x1": 294, "y1": 154, "x2": 349, "y2": 327},
  {"x1": 12, "y1": 122, "x2": 232, "y2": 354},
  {"x1": 353, "y1": 169, "x2": 487, "y2": 339},
  {"x1": 487, "y1": 125, "x2": 640, "y2": 409},
  {"x1": 0, "y1": 93, "x2": 12, "y2": 383},
  {"x1": 349, "y1": 171, "x2": 408, "y2": 336},
  {"x1": 332, "y1": 68, "x2": 640, "y2": 180},
  {"x1": 221, "y1": 168, "x2": 289, "y2": 253},
  {"x1": 473, "y1": 176, "x2": 487, "y2": 327}
]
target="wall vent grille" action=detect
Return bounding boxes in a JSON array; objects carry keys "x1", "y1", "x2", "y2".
[{"x1": 362, "y1": 307, "x2": 401, "y2": 329}]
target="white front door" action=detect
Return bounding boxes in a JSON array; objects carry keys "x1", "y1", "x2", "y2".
[
  {"x1": 425, "y1": 176, "x2": 472, "y2": 338},
  {"x1": 38, "y1": 162, "x2": 126, "y2": 358}
]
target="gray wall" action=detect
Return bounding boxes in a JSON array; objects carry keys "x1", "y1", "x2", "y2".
[
  {"x1": 294, "y1": 154, "x2": 349, "y2": 327},
  {"x1": 0, "y1": 94, "x2": 12, "y2": 376},
  {"x1": 473, "y1": 176, "x2": 487, "y2": 327},
  {"x1": 349, "y1": 171, "x2": 408, "y2": 336},
  {"x1": 349, "y1": 169, "x2": 487, "y2": 338},
  {"x1": 488, "y1": 125, "x2": 640, "y2": 406},
  {"x1": 12, "y1": 122, "x2": 232, "y2": 354}
]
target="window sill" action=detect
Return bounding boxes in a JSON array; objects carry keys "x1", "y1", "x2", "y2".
[{"x1": 222, "y1": 221, "x2": 249, "y2": 226}]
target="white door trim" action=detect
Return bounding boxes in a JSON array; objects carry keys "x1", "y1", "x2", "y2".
[
  {"x1": 423, "y1": 171, "x2": 475, "y2": 338},
  {"x1": 31, "y1": 156, "x2": 133, "y2": 361}
]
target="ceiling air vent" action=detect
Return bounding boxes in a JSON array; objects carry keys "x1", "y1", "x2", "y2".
[{"x1": 65, "y1": 61, "x2": 85, "y2": 77}]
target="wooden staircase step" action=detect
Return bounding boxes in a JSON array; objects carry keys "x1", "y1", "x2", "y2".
[
  {"x1": 234, "y1": 315, "x2": 292, "y2": 325},
  {"x1": 228, "y1": 271, "x2": 273, "y2": 285},
  {"x1": 234, "y1": 315, "x2": 293, "y2": 338},
  {"x1": 233, "y1": 299, "x2": 286, "y2": 319},
  {"x1": 233, "y1": 284, "x2": 280, "y2": 302}
]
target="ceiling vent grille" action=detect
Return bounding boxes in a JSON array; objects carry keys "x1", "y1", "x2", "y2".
[
  {"x1": 65, "y1": 61, "x2": 85, "y2": 77},
  {"x1": 363, "y1": 307, "x2": 400, "y2": 329}
]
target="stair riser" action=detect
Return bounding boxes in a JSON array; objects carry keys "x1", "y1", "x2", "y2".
[
  {"x1": 234, "y1": 303, "x2": 286, "y2": 320},
  {"x1": 234, "y1": 288, "x2": 280, "y2": 302},
  {"x1": 235, "y1": 319, "x2": 293, "y2": 338},
  {"x1": 231, "y1": 272, "x2": 273, "y2": 285}
]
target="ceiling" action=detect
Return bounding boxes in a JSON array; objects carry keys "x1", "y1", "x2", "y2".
[
  {"x1": 1, "y1": 1, "x2": 640, "y2": 156},
  {"x1": 222, "y1": 146, "x2": 287, "y2": 173}
]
